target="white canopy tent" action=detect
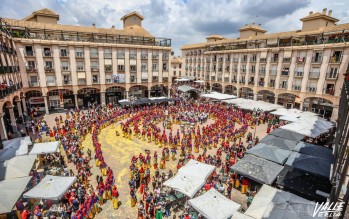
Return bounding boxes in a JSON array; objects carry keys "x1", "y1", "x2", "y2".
[
  {"x1": 223, "y1": 99, "x2": 283, "y2": 112},
  {"x1": 163, "y1": 172, "x2": 205, "y2": 198},
  {"x1": 3, "y1": 136, "x2": 32, "y2": 148},
  {"x1": 244, "y1": 185, "x2": 323, "y2": 219},
  {"x1": 194, "y1": 80, "x2": 204, "y2": 83},
  {"x1": 201, "y1": 92, "x2": 237, "y2": 100},
  {"x1": 0, "y1": 155, "x2": 36, "y2": 180},
  {"x1": 149, "y1": 96, "x2": 167, "y2": 100},
  {"x1": 29, "y1": 141, "x2": 60, "y2": 155},
  {"x1": 175, "y1": 78, "x2": 190, "y2": 82},
  {"x1": 0, "y1": 144, "x2": 29, "y2": 162},
  {"x1": 270, "y1": 108, "x2": 303, "y2": 117},
  {"x1": 280, "y1": 116, "x2": 334, "y2": 138},
  {"x1": 188, "y1": 188, "x2": 241, "y2": 219},
  {"x1": 23, "y1": 175, "x2": 76, "y2": 200},
  {"x1": 179, "y1": 159, "x2": 215, "y2": 180},
  {"x1": 0, "y1": 176, "x2": 32, "y2": 214}
]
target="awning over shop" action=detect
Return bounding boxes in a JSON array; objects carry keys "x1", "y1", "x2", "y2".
[
  {"x1": 246, "y1": 143, "x2": 292, "y2": 165},
  {"x1": 259, "y1": 135, "x2": 299, "y2": 151},
  {"x1": 230, "y1": 155, "x2": 284, "y2": 185}
]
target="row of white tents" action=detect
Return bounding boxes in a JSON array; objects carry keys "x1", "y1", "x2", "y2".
[
  {"x1": 0, "y1": 138, "x2": 76, "y2": 215},
  {"x1": 164, "y1": 159, "x2": 322, "y2": 219}
]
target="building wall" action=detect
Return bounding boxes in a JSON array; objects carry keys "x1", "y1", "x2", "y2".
[{"x1": 182, "y1": 44, "x2": 349, "y2": 121}]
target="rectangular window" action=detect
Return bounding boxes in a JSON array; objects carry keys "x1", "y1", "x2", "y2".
[{"x1": 118, "y1": 65, "x2": 125, "y2": 71}]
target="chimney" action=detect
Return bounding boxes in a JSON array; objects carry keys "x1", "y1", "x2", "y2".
[
  {"x1": 328, "y1": 10, "x2": 332, "y2": 16},
  {"x1": 111, "y1": 25, "x2": 115, "y2": 29},
  {"x1": 309, "y1": 11, "x2": 313, "y2": 15},
  {"x1": 92, "y1": 23, "x2": 96, "y2": 27},
  {"x1": 322, "y1": 8, "x2": 327, "y2": 14}
]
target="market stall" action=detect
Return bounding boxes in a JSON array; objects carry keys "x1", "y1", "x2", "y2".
[
  {"x1": 0, "y1": 155, "x2": 36, "y2": 180},
  {"x1": 246, "y1": 143, "x2": 292, "y2": 165},
  {"x1": 29, "y1": 141, "x2": 60, "y2": 155}
]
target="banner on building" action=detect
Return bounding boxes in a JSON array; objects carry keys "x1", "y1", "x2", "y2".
[{"x1": 112, "y1": 73, "x2": 125, "y2": 83}]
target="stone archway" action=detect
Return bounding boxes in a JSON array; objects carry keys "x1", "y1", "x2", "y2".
[
  {"x1": 276, "y1": 93, "x2": 297, "y2": 108},
  {"x1": 212, "y1": 83, "x2": 222, "y2": 93},
  {"x1": 77, "y1": 88, "x2": 100, "y2": 107},
  {"x1": 129, "y1": 85, "x2": 148, "y2": 98},
  {"x1": 240, "y1": 87, "x2": 253, "y2": 99},
  {"x1": 303, "y1": 97, "x2": 334, "y2": 119},
  {"x1": 48, "y1": 89, "x2": 74, "y2": 109},
  {"x1": 106, "y1": 86, "x2": 126, "y2": 104},
  {"x1": 257, "y1": 90, "x2": 275, "y2": 103},
  {"x1": 151, "y1": 84, "x2": 167, "y2": 97},
  {"x1": 224, "y1": 85, "x2": 237, "y2": 95}
]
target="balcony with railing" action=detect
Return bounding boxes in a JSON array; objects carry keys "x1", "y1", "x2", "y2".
[
  {"x1": 329, "y1": 55, "x2": 342, "y2": 63},
  {"x1": 24, "y1": 51, "x2": 35, "y2": 56},
  {"x1": 105, "y1": 65, "x2": 112, "y2": 72},
  {"x1": 279, "y1": 82, "x2": 287, "y2": 89},
  {"x1": 43, "y1": 50, "x2": 52, "y2": 57},
  {"x1": 28, "y1": 81, "x2": 40, "y2": 87},
  {"x1": 91, "y1": 66, "x2": 99, "y2": 71},
  {"x1": 211, "y1": 76, "x2": 215, "y2": 81},
  {"x1": 306, "y1": 87, "x2": 317, "y2": 93},
  {"x1": 63, "y1": 79, "x2": 71, "y2": 85},
  {"x1": 283, "y1": 58, "x2": 291, "y2": 63},
  {"x1": 46, "y1": 79, "x2": 56, "y2": 86},
  {"x1": 92, "y1": 77, "x2": 100, "y2": 84},
  {"x1": 78, "y1": 79, "x2": 87, "y2": 85},
  {"x1": 326, "y1": 72, "x2": 338, "y2": 80},
  {"x1": 271, "y1": 57, "x2": 279, "y2": 63},
  {"x1": 295, "y1": 71, "x2": 303, "y2": 77},
  {"x1": 61, "y1": 66, "x2": 70, "y2": 72},
  {"x1": 26, "y1": 66, "x2": 37, "y2": 72},
  {"x1": 90, "y1": 53, "x2": 98, "y2": 58},
  {"x1": 224, "y1": 77, "x2": 229, "y2": 82},
  {"x1": 163, "y1": 55, "x2": 169, "y2": 60},
  {"x1": 141, "y1": 54, "x2": 148, "y2": 59},
  {"x1": 260, "y1": 58, "x2": 267, "y2": 63},
  {"x1": 76, "y1": 66, "x2": 85, "y2": 71},
  {"x1": 104, "y1": 52, "x2": 112, "y2": 59},
  {"x1": 297, "y1": 57, "x2": 306, "y2": 63},
  {"x1": 241, "y1": 58, "x2": 248, "y2": 62},
  {"x1": 44, "y1": 66, "x2": 55, "y2": 73},
  {"x1": 60, "y1": 51, "x2": 69, "y2": 57},
  {"x1": 117, "y1": 53, "x2": 125, "y2": 59},
  {"x1": 323, "y1": 87, "x2": 335, "y2": 95},
  {"x1": 281, "y1": 70, "x2": 289, "y2": 76},
  {"x1": 269, "y1": 82, "x2": 275, "y2": 88},
  {"x1": 259, "y1": 69, "x2": 266, "y2": 75},
  {"x1": 248, "y1": 80, "x2": 254, "y2": 85},
  {"x1": 309, "y1": 72, "x2": 320, "y2": 79},
  {"x1": 269, "y1": 70, "x2": 277, "y2": 76},
  {"x1": 129, "y1": 54, "x2": 137, "y2": 59},
  {"x1": 75, "y1": 52, "x2": 84, "y2": 58},
  {"x1": 292, "y1": 85, "x2": 301, "y2": 91},
  {"x1": 233, "y1": 58, "x2": 239, "y2": 62},
  {"x1": 258, "y1": 81, "x2": 265, "y2": 86},
  {"x1": 152, "y1": 54, "x2": 159, "y2": 59},
  {"x1": 312, "y1": 56, "x2": 322, "y2": 63}
]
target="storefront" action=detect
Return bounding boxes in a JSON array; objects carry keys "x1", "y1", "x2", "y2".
[
  {"x1": 77, "y1": 93, "x2": 100, "y2": 107},
  {"x1": 106, "y1": 92, "x2": 123, "y2": 104}
]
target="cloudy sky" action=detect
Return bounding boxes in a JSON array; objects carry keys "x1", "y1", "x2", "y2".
[{"x1": 1, "y1": 0, "x2": 348, "y2": 55}]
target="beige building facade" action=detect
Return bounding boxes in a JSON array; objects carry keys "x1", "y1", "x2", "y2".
[
  {"x1": 181, "y1": 9, "x2": 349, "y2": 121},
  {"x1": 3, "y1": 8, "x2": 172, "y2": 115},
  {"x1": 0, "y1": 18, "x2": 25, "y2": 141}
]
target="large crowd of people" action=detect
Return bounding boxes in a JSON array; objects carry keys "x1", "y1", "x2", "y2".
[{"x1": 13, "y1": 98, "x2": 293, "y2": 219}]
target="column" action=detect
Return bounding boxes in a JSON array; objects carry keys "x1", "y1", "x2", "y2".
[
  {"x1": 148, "y1": 90, "x2": 151, "y2": 98},
  {"x1": 21, "y1": 97, "x2": 27, "y2": 113},
  {"x1": 167, "y1": 88, "x2": 170, "y2": 98},
  {"x1": 330, "y1": 105, "x2": 339, "y2": 122},
  {"x1": 253, "y1": 93, "x2": 258, "y2": 101},
  {"x1": 126, "y1": 91, "x2": 129, "y2": 99},
  {"x1": 43, "y1": 95, "x2": 49, "y2": 115},
  {"x1": 0, "y1": 114, "x2": 8, "y2": 140},
  {"x1": 299, "y1": 101, "x2": 304, "y2": 111},
  {"x1": 15, "y1": 100, "x2": 23, "y2": 117},
  {"x1": 274, "y1": 94, "x2": 278, "y2": 104},
  {"x1": 74, "y1": 94, "x2": 78, "y2": 108},
  {"x1": 100, "y1": 92, "x2": 106, "y2": 106},
  {"x1": 7, "y1": 105, "x2": 17, "y2": 133}
]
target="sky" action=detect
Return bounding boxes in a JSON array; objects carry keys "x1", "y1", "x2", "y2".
[{"x1": 1, "y1": 0, "x2": 349, "y2": 55}]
